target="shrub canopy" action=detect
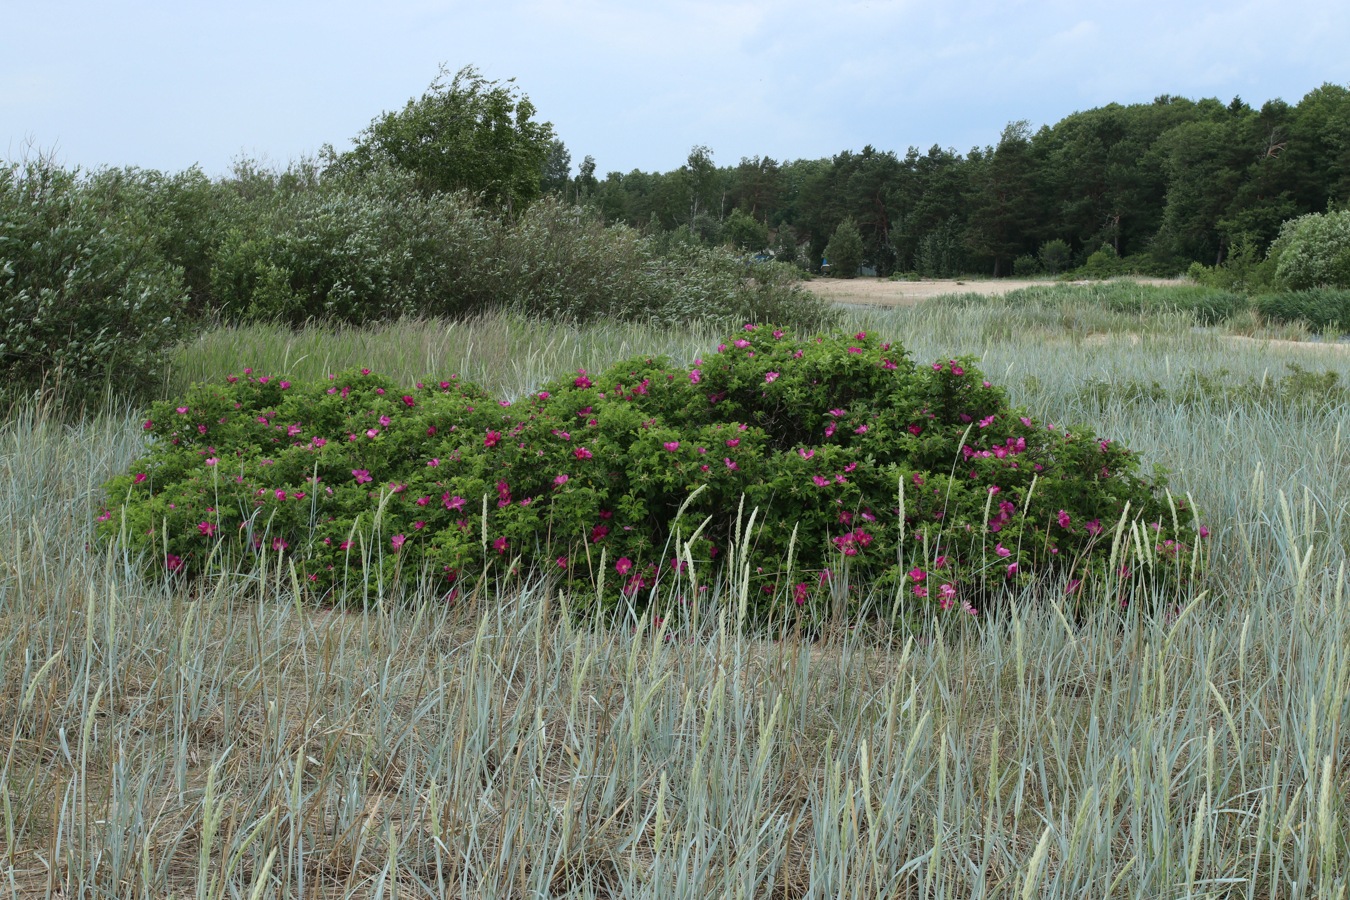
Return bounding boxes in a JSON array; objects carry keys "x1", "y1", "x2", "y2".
[
  {"x1": 0, "y1": 160, "x2": 189, "y2": 406},
  {"x1": 101, "y1": 326, "x2": 1204, "y2": 624},
  {"x1": 1271, "y1": 209, "x2": 1350, "y2": 290},
  {"x1": 207, "y1": 170, "x2": 831, "y2": 331}
]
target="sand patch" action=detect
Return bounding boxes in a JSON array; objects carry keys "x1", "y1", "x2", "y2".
[{"x1": 804, "y1": 276, "x2": 1181, "y2": 308}]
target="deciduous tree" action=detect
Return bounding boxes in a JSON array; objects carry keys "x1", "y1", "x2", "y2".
[{"x1": 333, "y1": 65, "x2": 555, "y2": 211}]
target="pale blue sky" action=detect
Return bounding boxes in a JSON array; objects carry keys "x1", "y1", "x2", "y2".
[{"x1": 4, "y1": 0, "x2": 1348, "y2": 177}]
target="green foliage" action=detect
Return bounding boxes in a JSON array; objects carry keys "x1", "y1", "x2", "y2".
[
  {"x1": 1078, "y1": 243, "x2": 1126, "y2": 278},
  {"x1": 539, "y1": 139, "x2": 572, "y2": 195},
  {"x1": 209, "y1": 166, "x2": 488, "y2": 325},
  {"x1": 1158, "y1": 287, "x2": 1249, "y2": 324},
  {"x1": 102, "y1": 326, "x2": 1201, "y2": 625},
  {"x1": 823, "y1": 218, "x2": 864, "y2": 278},
  {"x1": 78, "y1": 165, "x2": 231, "y2": 317},
  {"x1": 1186, "y1": 232, "x2": 1276, "y2": 293},
  {"x1": 0, "y1": 160, "x2": 189, "y2": 406},
  {"x1": 965, "y1": 121, "x2": 1040, "y2": 276},
  {"x1": 1003, "y1": 282, "x2": 1248, "y2": 325},
  {"x1": 1270, "y1": 209, "x2": 1350, "y2": 290},
  {"x1": 1012, "y1": 254, "x2": 1042, "y2": 277},
  {"x1": 205, "y1": 168, "x2": 835, "y2": 331},
  {"x1": 591, "y1": 88, "x2": 1350, "y2": 279},
  {"x1": 502, "y1": 205, "x2": 832, "y2": 329},
  {"x1": 1038, "y1": 239, "x2": 1072, "y2": 275},
  {"x1": 572, "y1": 155, "x2": 598, "y2": 202},
  {"x1": 1153, "y1": 117, "x2": 1246, "y2": 267},
  {"x1": 1254, "y1": 288, "x2": 1350, "y2": 331},
  {"x1": 723, "y1": 208, "x2": 770, "y2": 251},
  {"x1": 331, "y1": 65, "x2": 555, "y2": 211},
  {"x1": 1069, "y1": 247, "x2": 1177, "y2": 280}
]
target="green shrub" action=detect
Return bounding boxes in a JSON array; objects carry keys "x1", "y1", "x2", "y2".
[
  {"x1": 1187, "y1": 234, "x2": 1276, "y2": 294},
  {"x1": 1012, "y1": 254, "x2": 1042, "y2": 277},
  {"x1": 1071, "y1": 246, "x2": 1179, "y2": 280},
  {"x1": 207, "y1": 167, "x2": 835, "y2": 331},
  {"x1": 1038, "y1": 239, "x2": 1071, "y2": 275},
  {"x1": 1078, "y1": 243, "x2": 1126, "y2": 278},
  {"x1": 101, "y1": 325, "x2": 1204, "y2": 626},
  {"x1": 723, "y1": 208, "x2": 770, "y2": 251},
  {"x1": 0, "y1": 160, "x2": 189, "y2": 406},
  {"x1": 1254, "y1": 289, "x2": 1350, "y2": 331},
  {"x1": 1269, "y1": 209, "x2": 1350, "y2": 290},
  {"x1": 208, "y1": 166, "x2": 491, "y2": 325},
  {"x1": 498, "y1": 204, "x2": 833, "y2": 330},
  {"x1": 81, "y1": 165, "x2": 232, "y2": 317}
]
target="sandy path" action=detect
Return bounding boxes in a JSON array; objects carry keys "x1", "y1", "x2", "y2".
[{"x1": 803, "y1": 276, "x2": 1180, "y2": 307}]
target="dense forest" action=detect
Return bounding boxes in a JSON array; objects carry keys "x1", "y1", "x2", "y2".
[{"x1": 561, "y1": 86, "x2": 1350, "y2": 277}]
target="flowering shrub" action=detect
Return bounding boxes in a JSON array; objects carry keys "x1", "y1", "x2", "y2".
[{"x1": 100, "y1": 326, "x2": 1205, "y2": 623}]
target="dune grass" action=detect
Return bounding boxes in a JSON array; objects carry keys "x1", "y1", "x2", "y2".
[
  {"x1": 2, "y1": 288, "x2": 1348, "y2": 897},
  {"x1": 168, "y1": 313, "x2": 724, "y2": 402}
]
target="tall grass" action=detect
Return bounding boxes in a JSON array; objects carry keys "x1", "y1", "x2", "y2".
[
  {"x1": 169, "y1": 312, "x2": 723, "y2": 400},
  {"x1": 2, "y1": 290, "x2": 1348, "y2": 897}
]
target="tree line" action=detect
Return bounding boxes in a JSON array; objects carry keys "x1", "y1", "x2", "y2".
[{"x1": 555, "y1": 86, "x2": 1350, "y2": 277}]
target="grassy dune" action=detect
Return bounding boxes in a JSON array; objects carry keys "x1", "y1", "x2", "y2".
[{"x1": 2, "y1": 287, "x2": 1349, "y2": 897}]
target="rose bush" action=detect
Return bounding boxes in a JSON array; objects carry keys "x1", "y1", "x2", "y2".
[{"x1": 100, "y1": 326, "x2": 1205, "y2": 624}]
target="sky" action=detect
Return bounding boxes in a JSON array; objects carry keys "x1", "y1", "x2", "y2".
[{"x1": 4, "y1": 0, "x2": 1349, "y2": 179}]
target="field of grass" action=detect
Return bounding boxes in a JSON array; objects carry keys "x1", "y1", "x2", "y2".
[{"x1": 3, "y1": 285, "x2": 1350, "y2": 897}]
